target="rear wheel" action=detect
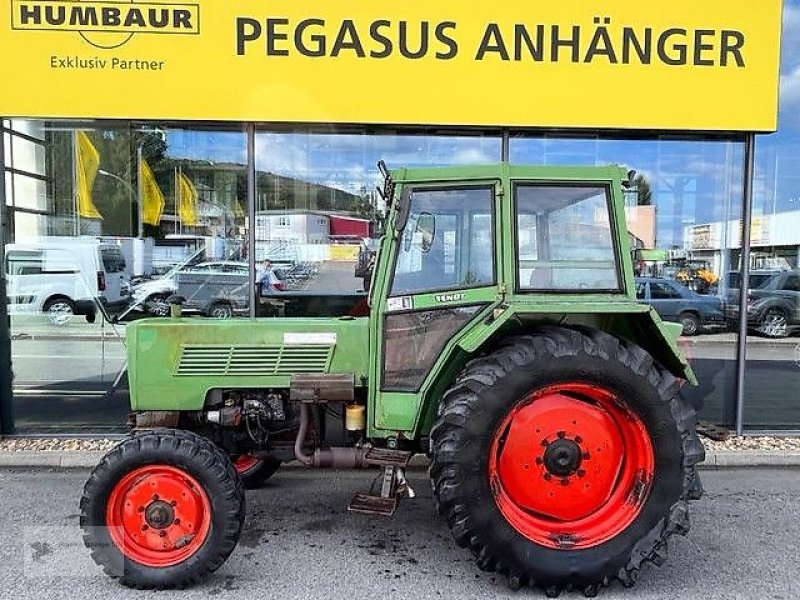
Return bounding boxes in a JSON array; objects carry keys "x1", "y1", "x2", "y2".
[
  {"x1": 208, "y1": 301, "x2": 234, "y2": 319},
  {"x1": 80, "y1": 429, "x2": 245, "y2": 589},
  {"x1": 430, "y1": 327, "x2": 704, "y2": 597},
  {"x1": 759, "y1": 308, "x2": 789, "y2": 338},
  {"x1": 232, "y1": 454, "x2": 281, "y2": 489}
]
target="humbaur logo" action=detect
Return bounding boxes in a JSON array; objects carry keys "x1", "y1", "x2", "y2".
[{"x1": 11, "y1": 0, "x2": 200, "y2": 49}]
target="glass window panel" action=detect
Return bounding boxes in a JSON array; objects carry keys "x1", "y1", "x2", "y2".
[
  {"x1": 391, "y1": 187, "x2": 494, "y2": 296},
  {"x1": 11, "y1": 173, "x2": 47, "y2": 211},
  {"x1": 11, "y1": 134, "x2": 46, "y2": 176},
  {"x1": 515, "y1": 185, "x2": 618, "y2": 291}
]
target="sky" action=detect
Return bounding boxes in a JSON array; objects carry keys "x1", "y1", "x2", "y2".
[{"x1": 164, "y1": 1, "x2": 800, "y2": 214}]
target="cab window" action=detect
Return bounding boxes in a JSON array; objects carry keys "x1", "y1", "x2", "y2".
[
  {"x1": 390, "y1": 187, "x2": 494, "y2": 296},
  {"x1": 515, "y1": 184, "x2": 620, "y2": 292}
]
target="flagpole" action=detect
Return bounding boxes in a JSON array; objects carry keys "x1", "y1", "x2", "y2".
[
  {"x1": 178, "y1": 165, "x2": 183, "y2": 235},
  {"x1": 174, "y1": 166, "x2": 178, "y2": 235},
  {"x1": 73, "y1": 131, "x2": 80, "y2": 236},
  {"x1": 136, "y1": 144, "x2": 144, "y2": 238}
]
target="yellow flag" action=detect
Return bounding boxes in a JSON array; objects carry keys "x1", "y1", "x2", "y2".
[
  {"x1": 76, "y1": 131, "x2": 102, "y2": 219},
  {"x1": 233, "y1": 200, "x2": 245, "y2": 219},
  {"x1": 178, "y1": 172, "x2": 198, "y2": 226},
  {"x1": 140, "y1": 159, "x2": 165, "y2": 226}
]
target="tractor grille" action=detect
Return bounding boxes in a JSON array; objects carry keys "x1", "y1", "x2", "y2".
[{"x1": 176, "y1": 345, "x2": 333, "y2": 376}]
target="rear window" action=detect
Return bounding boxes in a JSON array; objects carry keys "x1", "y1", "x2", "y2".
[
  {"x1": 515, "y1": 184, "x2": 620, "y2": 292},
  {"x1": 101, "y1": 247, "x2": 126, "y2": 273}
]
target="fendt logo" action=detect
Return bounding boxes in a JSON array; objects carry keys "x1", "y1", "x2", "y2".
[{"x1": 11, "y1": 0, "x2": 199, "y2": 49}]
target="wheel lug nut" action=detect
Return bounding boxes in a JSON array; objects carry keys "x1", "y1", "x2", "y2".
[
  {"x1": 544, "y1": 473, "x2": 552, "y2": 481},
  {"x1": 560, "y1": 478, "x2": 570, "y2": 486},
  {"x1": 557, "y1": 431, "x2": 566, "y2": 439},
  {"x1": 575, "y1": 436, "x2": 583, "y2": 444},
  {"x1": 159, "y1": 531, "x2": 167, "y2": 538},
  {"x1": 141, "y1": 525, "x2": 148, "y2": 531},
  {"x1": 170, "y1": 500, "x2": 177, "y2": 507},
  {"x1": 138, "y1": 506, "x2": 145, "y2": 513},
  {"x1": 535, "y1": 457, "x2": 543, "y2": 465},
  {"x1": 152, "y1": 494, "x2": 159, "y2": 501},
  {"x1": 174, "y1": 518, "x2": 181, "y2": 525},
  {"x1": 541, "y1": 439, "x2": 549, "y2": 447},
  {"x1": 582, "y1": 452, "x2": 591, "y2": 460},
  {"x1": 577, "y1": 469, "x2": 586, "y2": 478}
]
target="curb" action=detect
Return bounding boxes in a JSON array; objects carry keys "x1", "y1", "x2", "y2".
[
  {"x1": 1, "y1": 450, "x2": 800, "y2": 469},
  {"x1": 700, "y1": 450, "x2": 800, "y2": 468}
]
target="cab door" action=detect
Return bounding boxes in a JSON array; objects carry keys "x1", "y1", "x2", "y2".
[{"x1": 368, "y1": 182, "x2": 504, "y2": 437}]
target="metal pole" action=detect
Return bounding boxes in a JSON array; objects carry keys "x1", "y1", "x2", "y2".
[
  {"x1": 501, "y1": 129, "x2": 510, "y2": 162},
  {"x1": 246, "y1": 124, "x2": 257, "y2": 319},
  {"x1": 0, "y1": 121, "x2": 15, "y2": 434},
  {"x1": 136, "y1": 144, "x2": 144, "y2": 238},
  {"x1": 734, "y1": 133, "x2": 756, "y2": 435}
]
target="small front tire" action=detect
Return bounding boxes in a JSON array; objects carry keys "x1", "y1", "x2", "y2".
[
  {"x1": 80, "y1": 429, "x2": 245, "y2": 589},
  {"x1": 679, "y1": 312, "x2": 701, "y2": 336}
]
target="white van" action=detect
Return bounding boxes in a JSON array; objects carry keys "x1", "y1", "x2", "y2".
[{"x1": 5, "y1": 237, "x2": 130, "y2": 324}]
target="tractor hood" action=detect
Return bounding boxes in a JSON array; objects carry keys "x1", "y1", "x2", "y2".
[{"x1": 127, "y1": 317, "x2": 370, "y2": 412}]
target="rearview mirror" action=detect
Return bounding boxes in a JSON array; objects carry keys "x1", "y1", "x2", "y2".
[
  {"x1": 395, "y1": 187, "x2": 412, "y2": 233},
  {"x1": 416, "y1": 212, "x2": 436, "y2": 254}
]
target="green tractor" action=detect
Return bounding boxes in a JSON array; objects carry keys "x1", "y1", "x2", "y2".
[{"x1": 80, "y1": 163, "x2": 704, "y2": 596}]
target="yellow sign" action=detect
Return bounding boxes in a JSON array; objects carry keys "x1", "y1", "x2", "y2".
[{"x1": 0, "y1": 0, "x2": 783, "y2": 131}]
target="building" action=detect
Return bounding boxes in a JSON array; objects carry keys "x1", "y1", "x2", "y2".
[{"x1": 0, "y1": 1, "x2": 795, "y2": 435}]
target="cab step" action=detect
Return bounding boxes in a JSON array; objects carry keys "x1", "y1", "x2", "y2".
[
  {"x1": 363, "y1": 447, "x2": 413, "y2": 467},
  {"x1": 347, "y1": 464, "x2": 415, "y2": 516}
]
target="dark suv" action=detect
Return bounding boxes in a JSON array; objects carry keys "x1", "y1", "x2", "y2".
[{"x1": 726, "y1": 270, "x2": 800, "y2": 338}]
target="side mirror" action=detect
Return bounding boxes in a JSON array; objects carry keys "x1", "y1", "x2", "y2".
[
  {"x1": 416, "y1": 212, "x2": 436, "y2": 254},
  {"x1": 395, "y1": 187, "x2": 412, "y2": 233}
]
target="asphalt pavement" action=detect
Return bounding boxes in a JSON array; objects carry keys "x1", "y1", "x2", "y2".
[{"x1": 0, "y1": 467, "x2": 798, "y2": 600}]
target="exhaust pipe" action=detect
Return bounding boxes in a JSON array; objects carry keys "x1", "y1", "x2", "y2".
[{"x1": 294, "y1": 403, "x2": 367, "y2": 469}]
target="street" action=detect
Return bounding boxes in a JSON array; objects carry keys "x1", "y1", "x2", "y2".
[{"x1": 0, "y1": 467, "x2": 798, "y2": 599}]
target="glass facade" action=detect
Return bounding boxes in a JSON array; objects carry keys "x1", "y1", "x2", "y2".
[{"x1": 1, "y1": 2, "x2": 799, "y2": 434}]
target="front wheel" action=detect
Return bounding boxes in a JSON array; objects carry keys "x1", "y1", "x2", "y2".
[
  {"x1": 43, "y1": 296, "x2": 75, "y2": 326},
  {"x1": 430, "y1": 327, "x2": 704, "y2": 597},
  {"x1": 208, "y1": 301, "x2": 234, "y2": 319},
  {"x1": 80, "y1": 429, "x2": 245, "y2": 589}
]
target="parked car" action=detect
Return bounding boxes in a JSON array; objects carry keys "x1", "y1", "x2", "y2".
[
  {"x1": 635, "y1": 277, "x2": 726, "y2": 336},
  {"x1": 131, "y1": 261, "x2": 250, "y2": 317},
  {"x1": 6, "y1": 237, "x2": 129, "y2": 325},
  {"x1": 725, "y1": 270, "x2": 800, "y2": 338}
]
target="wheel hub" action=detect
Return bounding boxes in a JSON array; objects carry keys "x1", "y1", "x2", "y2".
[
  {"x1": 105, "y1": 465, "x2": 212, "y2": 567},
  {"x1": 488, "y1": 382, "x2": 655, "y2": 550},
  {"x1": 145, "y1": 500, "x2": 175, "y2": 530},
  {"x1": 543, "y1": 438, "x2": 582, "y2": 477}
]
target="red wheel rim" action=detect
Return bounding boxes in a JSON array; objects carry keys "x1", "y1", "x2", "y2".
[
  {"x1": 106, "y1": 465, "x2": 212, "y2": 567},
  {"x1": 488, "y1": 382, "x2": 655, "y2": 550},
  {"x1": 233, "y1": 454, "x2": 261, "y2": 475}
]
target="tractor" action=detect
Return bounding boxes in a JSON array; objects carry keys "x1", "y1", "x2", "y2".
[{"x1": 80, "y1": 163, "x2": 704, "y2": 597}]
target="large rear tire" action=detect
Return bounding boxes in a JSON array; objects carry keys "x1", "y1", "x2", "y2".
[
  {"x1": 80, "y1": 429, "x2": 245, "y2": 589},
  {"x1": 429, "y1": 327, "x2": 704, "y2": 597}
]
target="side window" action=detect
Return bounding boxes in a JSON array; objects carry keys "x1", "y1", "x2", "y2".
[
  {"x1": 650, "y1": 282, "x2": 681, "y2": 299},
  {"x1": 6, "y1": 251, "x2": 44, "y2": 276},
  {"x1": 782, "y1": 275, "x2": 800, "y2": 292},
  {"x1": 515, "y1": 184, "x2": 620, "y2": 291},
  {"x1": 390, "y1": 187, "x2": 494, "y2": 296}
]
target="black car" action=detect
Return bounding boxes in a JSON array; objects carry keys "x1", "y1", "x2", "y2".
[
  {"x1": 635, "y1": 277, "x2": 726, "y2": 336},
  {"x1": 725, "y1": 270, "x2": 800, "y2": 338}
]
